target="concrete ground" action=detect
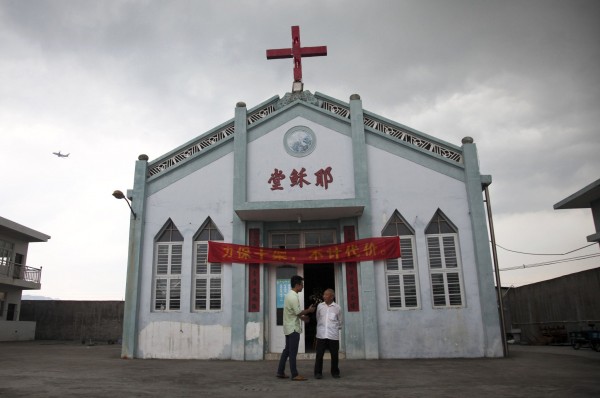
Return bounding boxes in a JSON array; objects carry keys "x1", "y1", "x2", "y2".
[{"x1": 0, "y1": 341, "x2": 599, "y2": 397}]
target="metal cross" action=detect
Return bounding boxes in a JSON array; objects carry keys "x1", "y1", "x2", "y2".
[{"x1": 266, "y1": 26, "x2": 327, "y2": 84}]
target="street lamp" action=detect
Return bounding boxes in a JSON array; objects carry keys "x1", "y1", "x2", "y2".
[{"x1": 112, "y1": 190, "x2": 137, "y2": 219}]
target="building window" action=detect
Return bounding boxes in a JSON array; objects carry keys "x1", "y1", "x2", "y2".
[
  {"x1": 193, "y1": 218, "x2": 224, "y2": 311},
  {"x1": 0, "y1": 292, "x2": 5, "y2": 318},
  {"x1": 382, "y1": 210, "x2": 419, "y2": 309},
  {"x1": 153, "y1": 219, "x2": 183, "y2": 311},
  {"x1": 0, "y1": 240, "x2": 14, "y2": 278},
  {"x1": 425, "y1": 210, "x2": 464, "y2": 308}
]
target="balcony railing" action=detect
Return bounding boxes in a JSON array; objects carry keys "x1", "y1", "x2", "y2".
[{"x1": 0, "y1": 260, "x2": 42, "y2": 284}]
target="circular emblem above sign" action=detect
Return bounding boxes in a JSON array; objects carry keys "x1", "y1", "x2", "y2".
[{"x1": 284, "y1": 126, "x2": 316, "y2": 157}]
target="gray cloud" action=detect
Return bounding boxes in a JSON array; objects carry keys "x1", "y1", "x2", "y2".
[{"x1": 1, "y1": 0, "x2": 598, "y2": 297}]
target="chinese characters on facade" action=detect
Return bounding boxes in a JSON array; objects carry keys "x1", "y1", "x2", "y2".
[{"x1": 268, "y1": 166, "x2": 333, "y2": 191}]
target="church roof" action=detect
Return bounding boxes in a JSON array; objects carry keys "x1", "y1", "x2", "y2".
[{"x1": 147, "y1": 91, "x2": 464, "y2": 179}]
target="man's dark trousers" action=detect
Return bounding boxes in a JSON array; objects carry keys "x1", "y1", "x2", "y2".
[
  {"x1": 277, "y1": 332, "x2": 300, "y2": 378},
  {"x1": 314, "y1": 338, "x2": 340, "y2": 376}
]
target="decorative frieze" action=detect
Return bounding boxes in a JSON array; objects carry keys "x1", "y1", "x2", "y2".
[
  {"x1": 148, "y1": 102, "x2": 277, "y2": 177},
  {"x1": 320, "y1": 100, "x2": 463, "y2": 163}
]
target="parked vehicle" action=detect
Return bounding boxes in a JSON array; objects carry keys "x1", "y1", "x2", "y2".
[{"x1": 569, "y1": 329, "x2": 600, "y2": 351}]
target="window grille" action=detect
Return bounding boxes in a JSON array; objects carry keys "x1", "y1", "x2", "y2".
[
  {"x1": 153, "y1": 219, "x2": 183, "y2": 311},
  {"x1": 193, "y1": 218, "x2": 224, "y2": 311},
  {"x1": 425, "y1": 210, "x2": 465, "y2": 308},
  {"x1": 382, "y1": 211, "x2": 420, "y2": 310}
]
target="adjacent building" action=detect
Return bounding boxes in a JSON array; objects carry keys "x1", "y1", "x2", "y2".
[
  {"x1": 554, "y1": 178, "x2": 600, "y2": 247},
  {"x1": 0, "y1": 216, "x2": 49, "y2": 341}
]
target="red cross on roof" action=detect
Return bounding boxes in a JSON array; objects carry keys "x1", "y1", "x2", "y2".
[{"x1": 266, "y1": 26, "x2": 327, "y2": 84}]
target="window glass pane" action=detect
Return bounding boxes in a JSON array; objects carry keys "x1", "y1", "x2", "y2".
[
  {"x1": 171, "y1": 245, "x2": 182, "y2": 274},
  {"x1": 157, "y1": 220, "x2": 184, "y2": 242},
  {"x1": 403, "y1": 275, "x2": 418, "y2": 307},
  {"x1": 156, "y1": 245, "x2": 169, "y2": 274},
  {"x1": 382, "y1": 224, "x2": 396, "y2": 236},
  {"x1": 382, "y1": 212, "x2": 414, "y2": 236},
  {"x1": 386, "y1": 258, "x2": 399, "y2": 272},
  {"x1": 210, "y1": 263, "x2": 222, "y2": 274},
  {"x1": 319, "y1": 231, "x2": 335, "y2": 245},
  {"x1": 195, "y1": 279, "x2": 207, "y2": 310},
  {"x1": 427, "y1": 237, "x2": 442, "y2": 268},
  {"x1": 442, "y1": 237, "x2": 458, "y2": 268},
  {"x1": 198, "y1": 230, "x2": 210, "y2": 241},
  {"x1": 447, "y1": 273, "x2": 462, "y2": 306},
  {"x1": 195, "y1": 219, "x2": 224, "y2": 241},
  {"x1": 304, "y1": 232, "x2": 320, "y2": 246},
  {"x1": 425, "y1": 221, "x2": 438, "y2": 235},
  {"x1": 271, "y1": 234, "x2": 285, "y2": 247},
  {"x1": 286, "y1": 233, "x2": 300, "y2": 246},
  {"x1": 157, "y1": 232, "x2": 170, "y2": 242},
  {"x1": 400, "y1": 238, "x2": 414, "y2": 270},
  {"x1": 209, "y1": 278, "x2": 222, "y2": 310},
  {"x1": 196, "y1": 243, "x2": 208, "y2": 274},
  {"x1": 387, "y1": 274, "x2": 402, "y2": 308},
  {"x1": 169, "y1": 279, "x2": 181, "y2": 310},
  {"x1": 155, "y1": 279, "x2": 167, "y2": 310},
  {"x1": 211, "y1": 228, "x2": 224, "y2": 241},
  {"x1": 439, "y1": 221, "x2": 454, "y2": 234},
  {"x1": 397, "y1": 223, "x2": 412, "y2": 236},
  {"x1": 431, "y1": 273, "x2": 446, "y2": 306},
  {"x1": 171, "y1": 229, "x2": 184, "y2": 241}
]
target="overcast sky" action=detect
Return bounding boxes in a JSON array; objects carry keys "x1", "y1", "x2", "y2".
[{"x1": 2, "y1": 0, "x2": 599, "y2": 300}]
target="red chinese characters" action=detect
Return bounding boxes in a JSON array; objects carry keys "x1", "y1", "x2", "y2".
[
  {"x1": 290, "y1": 167, "x2": 311, "y2": 188},
  {"x1": 268, "y1": 168, "x2": 286, "y2": 191},
  {"x1": 315, "y1": 166, "x2": 333, "y2": 189},
  {"x1": 268, "y1": 166, "x2": 333, "y2": 191},
  {"x1": 208, "y1": 237, "x2": 400, "y2": 264}
]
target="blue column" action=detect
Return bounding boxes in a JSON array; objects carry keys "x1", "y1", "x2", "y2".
[
  {"x1": 231, "y1": 102, "x2": 248, "y2": 360},
  {"x1": 121, "y1": 154, "x2": 148, "y2": 359},
  {"x1": 349, "y1": 94, "x2": 379, "y2": 359},
  {"x1": 462, "y1": 137, "x2": 503, "y2": 357}
]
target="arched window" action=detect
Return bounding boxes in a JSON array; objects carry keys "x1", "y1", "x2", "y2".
[
  {"x1": 382, "y1": 210, "x2": 419, "y2": 309},
  {"x1": 153, "y1": 219, "x2": 183, "y2": 311},
  {"x1": 193, "y1": 217, "x2": 224, "y2": 311},
  {"x1": 425, "y1": 210, "x2": 464, "y2": 308}
]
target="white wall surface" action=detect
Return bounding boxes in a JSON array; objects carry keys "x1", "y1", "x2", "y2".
[
  {"x1": 138, "y1": 322, "x2": 232, "y2": 359},
  {"x1": 138, "y1": 153, "x2": 235, "y2": 359},
  {"x1": 0, "y1": 320, "x2": 35, "y2": 341},
  {"x1": 367, "y1": 145, "x2": 486, "y2": 357},
  {"x1": 247, "y1": 117, "x2": 355, "y2": 202}
]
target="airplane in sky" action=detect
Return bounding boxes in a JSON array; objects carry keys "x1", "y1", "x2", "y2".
[{"x1": 52, "y1": 151, "x2": 70, "y2": 158}]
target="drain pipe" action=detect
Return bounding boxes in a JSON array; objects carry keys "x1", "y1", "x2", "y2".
[{"x1": 484, "y1": 185, "x2": 509, "y2": 357}]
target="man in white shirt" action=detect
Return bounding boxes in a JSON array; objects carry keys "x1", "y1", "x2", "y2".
[{"x1": 314, "y1": 288, "x2": 342, "y2": 379}]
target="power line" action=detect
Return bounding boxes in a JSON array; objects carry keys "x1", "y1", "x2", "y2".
[
  {"x1": 499, "y1": 253, "x2": 600, "y2": 271},
  {"x1": 493, "y1": 242, "x2": 597, "y2": 256}
]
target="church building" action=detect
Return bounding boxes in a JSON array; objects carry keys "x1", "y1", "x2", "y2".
[{"x1": 119, "y1": 27, "x2": 503, "y2": 360}]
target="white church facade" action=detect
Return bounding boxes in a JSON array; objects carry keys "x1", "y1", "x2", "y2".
[{"x1": 120, "y1": 89, "x2": 503, "y2": 360}]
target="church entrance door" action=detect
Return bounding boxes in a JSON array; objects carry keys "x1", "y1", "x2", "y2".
[
  {"x1": 303, "y1": 263, "x2": 335, "y2": 352},
  {"x1": 267, "y1": 230, "x2": 337, "y2": 356}
]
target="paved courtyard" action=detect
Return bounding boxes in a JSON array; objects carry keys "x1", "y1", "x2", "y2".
[{"x1": 0, "y1": 341, "x2": 599, "y2": 397}]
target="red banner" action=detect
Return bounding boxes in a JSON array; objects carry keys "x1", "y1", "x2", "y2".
[{"x1": 208, "y1": 236, "x2": 400, "y2": 264}]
